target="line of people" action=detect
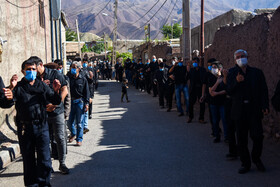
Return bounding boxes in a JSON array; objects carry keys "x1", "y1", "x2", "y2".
[
  {"x1": 0, "y1": 57, "x2": 99, "y2": 186},
  {"x1": 116, "y1": 50, "x2": 269, "y2": 175}
]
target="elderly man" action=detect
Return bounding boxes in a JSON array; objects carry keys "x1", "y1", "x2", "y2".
[
  {"x1": 227, "y1": 49, "x2": 269, "y2": 174},
  {"x1": 67, "y1": 61, "x2": 90, "y2": 146}
]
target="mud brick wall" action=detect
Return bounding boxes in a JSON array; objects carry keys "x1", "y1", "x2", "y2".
[{"x1": 205, "y1": 6, "x2": 280, "y2": 139}]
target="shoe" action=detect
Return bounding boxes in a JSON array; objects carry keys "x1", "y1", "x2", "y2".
[
  {"x1": 178, "y1": 113, "x2": 184, "y2": 117},
  {"x1": 160, "y1": 106, "x2": 164, "y2": 109},
  {"x1": 213, "y1": 138, "x2": 221, "y2": 143},
  {"x1": 254, "y1": 161, "x2": 266, "y2": 172},
  {"x1": 238, "y1": 166, "x2": 250, "y2": 174},
  {"x1": 199, "y1": 119, "x2": 206, "y2": 124},
  {"x1": 76, "y1": 142, "x2": 82, "y2": 146},
  {"x1": 59, "y1": 164, "x2": 70, "y2": 174},
  {"x1": 167, "y1": 108, "x2": 171, "y2": 112},
  {"x1": 187, "y1": 118, "x2": 192, "y2": 123},
  {"x1": 224, "y1": 139, "x2": 229, "y2": 143},
  {"x1": 127, "y1": 100, "x2": 130, "y2": 103},
  {"x1": 210, "y1": 133, "x2": 215, "y2": 138},
  {"x1": 121, "y1": 100, "x2": 124, "y2": 103},
  {"x1": 226, "y1": 153, "x2": 238, "y2": 160},
  {"x1": 83, "y1": 128, "x2": 89, "y2": 134},
  {"x1": 68, "y1": 135, "x2": 76, "y2": 143},
  {"x1": 89, "y1": 115, "x2": 92, "y2": 119}
]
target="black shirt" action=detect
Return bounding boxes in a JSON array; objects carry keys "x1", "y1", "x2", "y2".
[
  {"x1": 43, "y1": 68, "x2": 67, "y2": 117},
  {"x1": 12, "y1": 78, "x2": 61, "y2": 122},
  {"x1": 68, "y1": 73, "x2": 90, "y2": 105},
  {"x1": 207, "y1": 73, "x2": 226, "y2": 105},
  {"x1": 121, "y1": 83, "x2": 127, "y2": 93},
  {"x1": 173, "y1": 65, "x2": 188, "y2": 85},
  {"x1": 188, "y1": 67, "x2": 207, "y2": 93}
]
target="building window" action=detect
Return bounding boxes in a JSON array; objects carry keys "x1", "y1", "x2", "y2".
[{"x1": 38, "y1": 0, "x2": 45, "y2": 28}]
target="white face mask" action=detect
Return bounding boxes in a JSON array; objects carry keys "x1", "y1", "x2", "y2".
[
  {"x1": 211, "y1": 68, "x2": 219, "y2": 75},
  {"x1": 236, "y1": 58, "x2": 248, "y2": 67}
]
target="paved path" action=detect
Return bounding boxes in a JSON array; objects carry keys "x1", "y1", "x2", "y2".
[{"x1": 1, "y1": 80, "x2": 280, "y2": 187}]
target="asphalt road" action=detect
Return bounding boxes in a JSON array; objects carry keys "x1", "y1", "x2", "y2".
[{"x1": 1, "y1": 80, "x2": 280, "y2": 187}]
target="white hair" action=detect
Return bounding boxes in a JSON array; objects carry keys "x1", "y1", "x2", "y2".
[
  {"x1": 71, "y1": 61, "x2": 82, "y2": 68},
  {"x1": 158, "y1": 58, "x2": 163, "y2": 63},
  {"x1": 234, "y1": 49, "x2": 248, "y2": 59}
]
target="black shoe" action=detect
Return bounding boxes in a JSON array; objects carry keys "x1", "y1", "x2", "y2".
[
  {"x1": 160, "y1": 106, "x2": 164, "y2": 109},
  {"x1": 127, "y1": 100, "x2": 130, "y2": 103},
  {"x1": 167, "y1": 108, "x2": 171, "y2": 112},
  {"x1": 255, "y1": 161, "x2": 266, "y2": 172},
  {"x1": 213, "y1": 138, "x2": 221, "y2": 143},
  {"x1": 59, "y1": 164, "x2": 70, "y2": 174},
  {"x1": 224, "y1": 139, "x2": 229, "y2": 143},
  {"x1": 199, "y1": 119, "x2": 206, "y2": 124},
  {"x1": 178, "y1": 113, "x2": 184, "y2": 117},
  {"x1": 89, "y1": 115, "x2": 92, "y2": 119},
  {"x1": 187, "y1": 118, "x2": 192, "y2": 123},
  {"x1": 83, "y1": 128, "x2": 89, "y2": 134},
  {"x1": 238, "y1": 166, "x2": 250, "y2": 174},
  {"x1": 226, "y1": 153, "x2": 238, "y2": 160}
]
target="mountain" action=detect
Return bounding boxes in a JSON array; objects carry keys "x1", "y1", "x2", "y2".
[{"x1": 62, "y1": 0, "x2": 279, "y2": 40}]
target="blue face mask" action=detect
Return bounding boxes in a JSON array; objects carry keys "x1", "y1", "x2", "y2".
[
  {"x1": 83, "y1": 63, "x2": 88, "y2": 68},
  {"x1": 147, "y1": 62, "x2": 150, "y2": 65},
  {"x1": 140, "y1": 73, "x2": 143, "y2": 75},
  {"x1": 58, "y1": 68, "x2": 63, "y2": 74},
  {"x1": 140, "y1": 62, "x2": 142, "y2": 65},
  {"x1": 159, "y1": 68, "x2": 164, "y2": 71},
  {"x1": 178, "y1": 62, "x2": 183, "y2": 67},
  {"x1": 25, "y1": 70, "x2": 37, "y2": 82},
  {"x1": 208, "y1": 66, "x2": 212, "y2": 71},
  {"x1": 71, "y1": 68, "x2": 77, "y2": 75},
  {"x1": 152, "y1": 59, "x2": 156, "y2": 62},
  {"x1": 193, "y1": 63, "x2": 198, "y2": 68}
]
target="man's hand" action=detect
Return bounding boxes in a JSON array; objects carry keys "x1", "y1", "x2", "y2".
[
  {"x1": 262, "y1": 109, "x2": 269, "y2": 115},
  {"x1": 84, "y1": 105, "x2": 89, "y2": 112},
  {"x1": 3, "y1": 88, "x2": 13, "y2": 100},
  {"x1": 210, "y1": 91, "x2": 218, "y2": 97},
  {"x1": 89, "y1": 71, "x2": 94, "y2": 79},
  {"x1": 217, "y1": 77, "x2": 223, "y2": 84},
  {"x1": 199, "y1": 95, "x2": 205, "y2": 103},
  {"x1": 52, "y1": 79, "x2": 61, "y2": 93},
  {"x1": 222, "y1": 69, "x2": 228, "y2": 77},
  {"x1": 44, "y1": 79, "x2": 50, "y2": 85},
  {"x1": 9, "y1": 74, "x2": 18, "y2": 90},
  {"x1": 46, "y1": 104, "x2": 56, "y2": 112},
  {"x1": 236, "y1": 72, "x2": 244, "y2": 83}
]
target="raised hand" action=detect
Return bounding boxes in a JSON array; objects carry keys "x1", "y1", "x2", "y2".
[{"x1": 52, "y1": 79, "x2": 61, "y2": 93}]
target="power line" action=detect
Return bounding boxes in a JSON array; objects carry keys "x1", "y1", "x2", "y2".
[
  {"x1": 153, "y1": 0, "x2": 178, "y2": 40},
  {"x1": 5, "y1": 0, "x2": 37, "y2": 8},
  {"x1": 129, "y1": 0, "x2": 169, "y2": 38},
  {"x1": 133, "y1": 0, "x2": 161, "y2": 24}
]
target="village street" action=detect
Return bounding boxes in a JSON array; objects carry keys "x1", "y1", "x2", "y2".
[{"x1": 1, "y1": 80, "x2": 280, "y2": 186}]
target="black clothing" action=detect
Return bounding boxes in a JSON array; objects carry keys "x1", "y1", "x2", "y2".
[
  {"x1": 172, "y1": 65, "x2": 188, "y2": 85},
  {"x1": 227, "y1": 65, "x2": 269, "y2": 168},
  {"x1": 43, "y1": 68, "x2": 67, "y2": 117},
  {"x1": 121, "y1": 83, "x2": 129, "y2": 101},
  {"x1": 68, "y1": 74, "x2": 90, "y2": 105},
  {"x1": 81, "y1": 67, "x2": 95, "y2": 98},
  {"x1": 155, "y1": 68, "x2": 169, "y2": 107},
  {"x1": 13, "y1": 78, "x2": 61, "y2": 122},
  {"x1": 0, "y1": 76, "x2": 13, "y2": 108},
  {"x1": 207, "y1": 74, "x2": 226, "y2": 105}
]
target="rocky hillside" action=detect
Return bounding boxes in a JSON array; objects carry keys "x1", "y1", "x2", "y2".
[{"x1": 62, "y1": 0, "x2": 279, "y2": 40}]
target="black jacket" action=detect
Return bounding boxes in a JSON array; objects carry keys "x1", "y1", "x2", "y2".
[
  {"x1": 188, "y1": 67, "x2": 206, "y2": 93},
  {"x1": 227, "y1": 65, "x2": 269, "y2": 120}
]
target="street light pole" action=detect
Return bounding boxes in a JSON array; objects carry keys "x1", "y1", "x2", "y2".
[
  {"x1": 103, "y1": 32, "x2": 107, "y2": 60},
  {"x1": 113, "y1": 0, "x2": 118, "y2": 65},
  {"x1": 182, "y1": 0, "x2": 191, "y2": 61}
]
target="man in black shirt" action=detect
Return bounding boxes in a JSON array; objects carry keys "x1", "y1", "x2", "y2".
[
  {"x1": 33, "y1": 56, "x2": 70, "y2": 174},
  {"x1": 154, "y1": 62, "x2": 168, "y2": 108},
  {"x1": 150, "y1": 55, "x2": 159, "y2": 97},
  {"x1": 67, "y1": 61, "x2": 90, "y2": 146},
  {"x1": 169, "y1": 57, "x2": 189, "y2": 116},
  {"x1": 4, "y1": 58, "x2": 61, "y2": 187},
  {"x1": 188, "y1": 58, "x2": 206, "y2": 123},
  {"x1": 227, "y1": 49, "x2": 269, "y2": 174}
]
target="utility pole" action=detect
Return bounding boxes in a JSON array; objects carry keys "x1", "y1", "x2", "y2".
[
  {"x1": 103, "y1": 32, "x2": 107, "y2": 60},
  {"x1": 113, "y1": 0, "x2": 118, "y2": 65},
  {"x1": 200, "y1": 0, "x2": 205, "y2": 66},
  {"x1": 182, "y1": 0, "x2": 191, "y2": 61},
  {"x1": 76, "y1": 19, "x2": 81, "y2": 59}
]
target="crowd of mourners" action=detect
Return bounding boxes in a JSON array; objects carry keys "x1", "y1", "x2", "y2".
[{"x1": 0, "y1": 49, "x2": 280, "y2": 186}]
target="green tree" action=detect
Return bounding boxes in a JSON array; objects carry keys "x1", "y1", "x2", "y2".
[
  {"x1": 161, "y1": 23, "x2": 182, "y2": 39},
  {"x1": 81, "y1": 44, "x2": 90, "y2": 53},
  {"x1": 66, "y1": 29, "x2": 77, "y2": 41},
  {"x1": 92, "y1": 42, "x2": 105, "y2": 54}
]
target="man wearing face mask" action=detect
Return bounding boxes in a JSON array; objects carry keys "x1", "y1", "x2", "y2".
[
  {"x1": 187, "y1": 57, "x2": 207, "y2": 123},
  {"x1": 67, "y1": 61, "x2": 90, "y2": 146},
  {"x1": 145, "y1": 59, "x2": 152, "y2": 94},
  {"x1": 4, "y1": 58, "x2": 62, "y2": 187},
  {"x1": 154, "y1": 61, "x2": 168, "y2": 108},
  {"x1": 32, "y1": 56, "x2": 70, "y2": 174},
  {"x1": 227, "y1": 49, "x2": 269, "y2": 174},
  {"x1": 169, "y1": 57, "x2": 189, "y2": 116},
  {"x1": 150, "y1": 55, "x2": 159, "y2": 97}
]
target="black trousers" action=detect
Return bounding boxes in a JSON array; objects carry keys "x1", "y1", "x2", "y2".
[
  {"x1": 235, "y1": 105, "x2": 264, "y2": 168},
  {"x1": 165, "y1": 84, "x2": 175, "y2": 109},
  {"x1": 158, "y1": 85, "x2": 165, "y2": 107},
  {"x1": 145, "y1": 78, "x2": 151, "y2": 94},
  {"x1": 121, "y1": 92, "x2": 128, "y2": 101},
  {"x1": 18, "y1": 121, "x2": 52, "y2": 187},
  {"x1": 189, "y1": 87, "x2": 205, "y2": 120},
  {"x1": 225, "y1": 99, "x2": 237, "y2": 155}
]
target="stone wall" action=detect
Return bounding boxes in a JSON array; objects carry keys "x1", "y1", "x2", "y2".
[{"x1": 205, "y1": 6, "x2": 280, "y2": 139}]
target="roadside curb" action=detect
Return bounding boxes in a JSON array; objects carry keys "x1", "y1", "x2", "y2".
[{"x1": 0, "y1": 143, "x2": 21, "y2": 170}]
